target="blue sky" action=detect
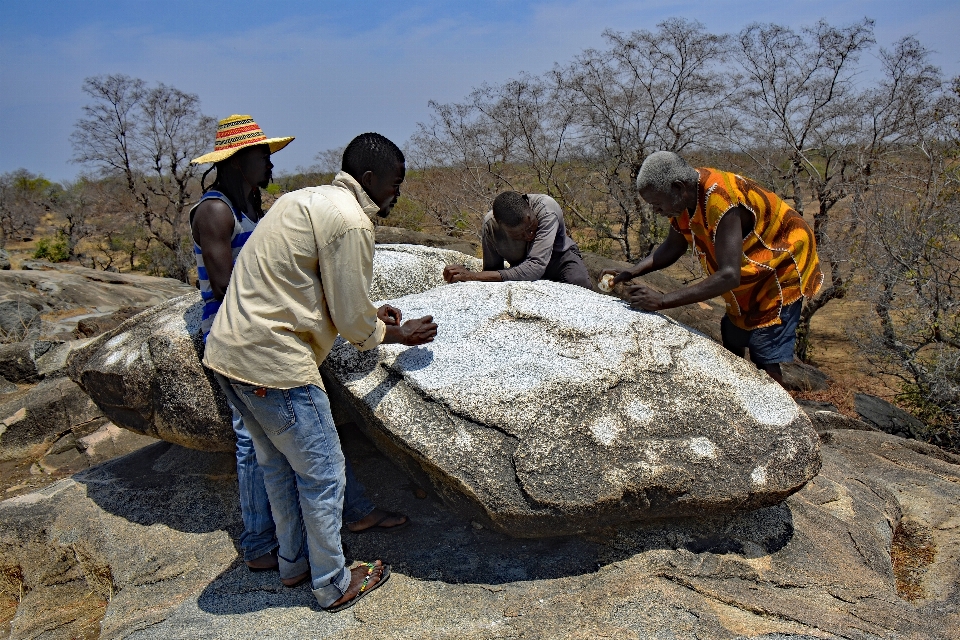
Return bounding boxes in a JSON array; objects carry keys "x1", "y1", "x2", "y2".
[{"x1": 2, "y1": 0, "x2": 958, "y2": 182}]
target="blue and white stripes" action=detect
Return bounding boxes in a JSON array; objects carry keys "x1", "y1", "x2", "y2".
[{"x1": 190, "y1": 190, "x2": 258, "y2": 340}]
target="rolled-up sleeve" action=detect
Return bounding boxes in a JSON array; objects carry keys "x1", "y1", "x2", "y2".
[
  {"x1": 317, "y1": 227, "x2": 386, "y2": 351},
  {"x1": 498, "y1": 212, "x2": 559, "y2": 282}
]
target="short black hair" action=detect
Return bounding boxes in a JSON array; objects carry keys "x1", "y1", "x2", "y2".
[
  {"x1": 492, "y1": 191, "x2": 531, "y2": 227},
  {"x1": 341, "y1": 133, "x2": 405, "y2": 181}
]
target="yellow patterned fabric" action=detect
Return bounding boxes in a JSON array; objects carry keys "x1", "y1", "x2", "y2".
[{"x1": 670, "y1": 168, "x2": 823, "y2": 330}]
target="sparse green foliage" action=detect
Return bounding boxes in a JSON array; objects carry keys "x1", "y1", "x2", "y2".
[{"x1": 32, "y1": 235, "x2": 70, "y2": 262}]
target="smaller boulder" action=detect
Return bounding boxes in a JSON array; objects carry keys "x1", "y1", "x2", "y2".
[
  {"x1": 0, "y1": 248, "x2": 10, "y2": 270},
  {"x1": 0, "y1": 341, "x2": 39, "y2": 383},
  {"x1": 74, "y1": 306, "x2": 148, "y2": 339},
  {"x1": 854, "y1": 393, "x2": 926, "y2": 439},
  {"x1": 0, "y1": 298, "x2": 41, "y2": 343},
  {"x1": 796, "y1": 399, "x2": 839, "y2": 415},
  {"x1": 781, "y1": 360, "x2": 830, "y2": 392},
  {"x1": 0, "y1": 376, "x2": 106, "y2": 460},
  {"x1": 0, "y1": 375, "x2": 16, "y2": 395},
  {"x1": 807, "y1": 410, "x2": 876, "y2": 433}
]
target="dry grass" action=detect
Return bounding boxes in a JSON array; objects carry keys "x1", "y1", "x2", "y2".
[{"x1": 890, "y1": 519, "x2": 937, "y2": 601}]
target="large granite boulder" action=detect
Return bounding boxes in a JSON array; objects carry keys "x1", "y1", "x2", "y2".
[
  {"x1": 324, "y1": 280, "x2": 821, "y2": 537},
  {"x1": 0, "y1": 429, "x2": 955, "y2": 639},
  {"x1": 66, "y1": 245, "x2": 481, "y2": 452},
  {"x1": 67, "y1": 292, "x2": 234, "y2": 452}
]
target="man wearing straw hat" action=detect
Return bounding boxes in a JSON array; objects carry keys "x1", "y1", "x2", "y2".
[
  {"x1": 191, "y1": 118, "x2": 408, "y2": 579},
  {"x1": 203, "y1": 132, "x2": 436, "y2": 611}
]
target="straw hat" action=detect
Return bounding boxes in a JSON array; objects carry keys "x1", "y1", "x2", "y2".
[{"x1": 191, "y1": 114, "x2": 294, "y2": 164}]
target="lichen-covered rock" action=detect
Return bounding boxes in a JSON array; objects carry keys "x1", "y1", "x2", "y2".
[
  {"x1": 65, "y1": 245, "x2": 481, "y2": 451},
  {"x1": 323, "y1": 280, "x2": 821, "y2": 537}
]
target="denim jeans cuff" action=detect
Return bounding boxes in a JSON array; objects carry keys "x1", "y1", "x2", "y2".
[
  {"x1": 243, "y1": 542, "x2": 279, "y2": 563},
  {"x1": 311, "y1": 566, "x2": 351, "y2": 608},
  {"x1": 278, "y1": 556, "x2": 310, "y2": 581},
  {"x1": 343, "y1": 504, "x2": 376, "y2": 526}
]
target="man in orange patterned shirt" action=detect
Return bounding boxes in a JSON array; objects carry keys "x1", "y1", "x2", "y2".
[{"x1": 603, "y1": 151, "x2": 822, "y2": 386}]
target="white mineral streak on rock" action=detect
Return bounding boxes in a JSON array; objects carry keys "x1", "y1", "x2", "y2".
[
  {"x1": 688, "y1": 437, "x2": 718, "y2": 459},
  {"x1": 590, "y1": 416, "x2": 621, "y2": 446},
  {"x1": 678, "y1": 341, "x2": 799, "y2": 426},
  {"x1": 626, "y1": 400, "x2": 653, "y2": 426},
  {"x1": 751, "y1": 466, "x2": 768, "y2": 486}
]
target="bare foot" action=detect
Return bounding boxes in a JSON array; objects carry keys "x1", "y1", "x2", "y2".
[
  {"x1": 346, "y1": 508, "x2": 408, "y2": 533},
  {"x1": 326, "y1": 560, "x2": 386, "y2": 610}
]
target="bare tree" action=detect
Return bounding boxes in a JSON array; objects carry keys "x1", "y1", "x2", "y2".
[
  {"x1": 71, "y1": 74, "x2": 215, "y2": 281},
  {"x1": 733, "y1": 19, "x2": 875, "y2": 360},
  {"x1": 854, "y1": 130, "x2": 959, "y2": 448},
  {"x1": 0, "y1": 169, "x2": 57, "y2": 247},
  {"x1": 409, "y1": 19, "x2": 732, "y2": 259},
  {"x1": 558, "y1": 18, "x2": 733, "y2": 259}
]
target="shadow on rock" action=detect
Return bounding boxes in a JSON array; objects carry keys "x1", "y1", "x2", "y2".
[
  {"x1": 75, "y1": 440, "x2": 244, "y2": 537},
  {"x1": 194, "y1": 424, "x2": 793, "y2": 616}
]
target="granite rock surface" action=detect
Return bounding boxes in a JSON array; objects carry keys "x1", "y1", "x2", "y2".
[
  {"x1": 0, "y1": 428, "x2": 955, "y2": 640},
  {"x1": 65, "y1": 245, "x2": 481, "y2": 452},
  {"x1": 323, "y1": 280, "x2": 821, "y2": 537}
]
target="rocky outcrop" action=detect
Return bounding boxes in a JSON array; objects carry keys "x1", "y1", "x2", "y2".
[
  {"x1": 67, "y1": 293, "x2": 234, "y2": 452},
  {"x1": 324, "y1": 280, "x2": 820, "y2": 537},
  {"x1": 0, "y1": 263, "x2": 194, "y2": 340},
  {"x1": 65, "y1": 245, "x2": 482, "y2": 452},
  {"x1": 0, "y1": 376, "x2": 106, "y2": 460},
  {"x1": 0, "y1": 428, "x2": 955, "y2": 639}
]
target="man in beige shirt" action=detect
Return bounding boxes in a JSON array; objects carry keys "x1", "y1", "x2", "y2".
[{"x1": 204, "y1": 133, "x2": 437, "y2": 612}]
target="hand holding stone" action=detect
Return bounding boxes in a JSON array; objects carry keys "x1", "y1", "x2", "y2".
[{"x1": 377, "y1": 304, "x2": 402, "y2": 326}]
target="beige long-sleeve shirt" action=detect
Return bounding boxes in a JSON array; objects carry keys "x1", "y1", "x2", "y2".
[{"x1": 203, "y1": 172, "x2": 386, "y2": 390}]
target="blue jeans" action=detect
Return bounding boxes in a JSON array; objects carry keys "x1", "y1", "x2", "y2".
[
  {"x1": 215, "y1": 374, "x2": 375, "y2": 607},
  {"x1": 721, "y1": 300, "x2": 803, "y2": 366},
  {"x1": 232, "y1": 405, "x2": 278, "y2": 562}
]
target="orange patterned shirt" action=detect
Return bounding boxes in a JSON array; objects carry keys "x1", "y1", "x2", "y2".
[{"x1": 670, "y1": 168, "x2": 823, "y2": 330}]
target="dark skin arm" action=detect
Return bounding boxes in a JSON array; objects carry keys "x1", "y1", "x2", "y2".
[
  {"x1": 443, "y1": 264, "x2": 501, "y2": 283},
  {"x1": 378, "y1": 302, "x2": 438, "y2": 345},
  {"x1": 191, "y1": 199, "x2": 238, "y2": 301},
  {"x1": 604, "y1": 206, "x2": 749, "y2": 311}
]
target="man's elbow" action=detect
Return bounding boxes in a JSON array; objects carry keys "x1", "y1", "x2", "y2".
[{"x1": 719, "y1": 268, "x2": 741, "y2": 290}]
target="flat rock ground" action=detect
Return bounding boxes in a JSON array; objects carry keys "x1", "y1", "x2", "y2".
[{"x1": 2, "y1": 422, "x2": 957, "y2": 640}]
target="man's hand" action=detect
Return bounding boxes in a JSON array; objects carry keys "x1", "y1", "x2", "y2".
[
  {"x1": 377, "y1": 304, "x2": 402, "y2": 326},
  {"x1": 443, "y1": 264, "x2": 473, "y2": 283},
  {"x1": 626, "y1": 283, "x2": 666, "y2": 311},
  {"x1": 384, "y1": 316, "x2": 438, "y2": 346}
]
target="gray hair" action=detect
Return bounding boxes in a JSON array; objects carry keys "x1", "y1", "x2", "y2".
[{"x1": 635, "y1": 151, "x2": 699, "y2": 193}]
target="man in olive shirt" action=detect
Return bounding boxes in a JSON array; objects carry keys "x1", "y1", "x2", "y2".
[
  {"x1": 443, "y1": 191, "x2": 592, "y2": 288},
  {"x1": 204, "y1": 133, "x2": 437, "y2": 612}
]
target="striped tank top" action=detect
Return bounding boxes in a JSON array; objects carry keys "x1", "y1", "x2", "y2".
[{"x1": 190, "y1": 191, "x2": 258, "y2": 340}]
